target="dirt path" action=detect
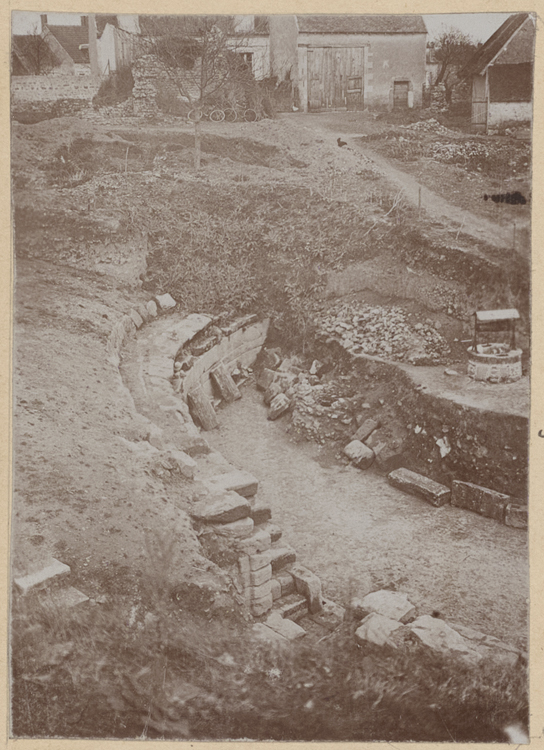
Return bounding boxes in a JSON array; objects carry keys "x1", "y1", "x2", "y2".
[{"x1": 207, "y1": 384, "x2": 528, "y2": 650}]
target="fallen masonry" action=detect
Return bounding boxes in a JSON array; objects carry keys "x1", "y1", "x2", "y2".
[{"x1": 388, "y1": 467, "x2": 451, "y2": 507}]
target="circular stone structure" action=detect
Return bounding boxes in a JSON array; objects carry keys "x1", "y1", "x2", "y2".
[{"x1": 467, "y1": 347, "x2": 522, "y2": 383}]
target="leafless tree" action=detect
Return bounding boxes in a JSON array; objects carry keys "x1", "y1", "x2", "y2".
[
  {"x1": 139, "y1": 15, "x2": 264, "y2": 169},
  {"x1": 433, "y1": 27, "x2": 478, "y2": 104},
  {"x1": 12, "y1": 23, "x2": 57, "y2": 75}
]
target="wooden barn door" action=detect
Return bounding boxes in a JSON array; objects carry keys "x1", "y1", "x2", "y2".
[{"x1": 307, "y1": 47, "x2": 364, "y2": 111}]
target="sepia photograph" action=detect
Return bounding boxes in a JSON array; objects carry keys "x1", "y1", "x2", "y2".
[{"x1": 9, "y1": 9, "x2": 534, "y2": 742}]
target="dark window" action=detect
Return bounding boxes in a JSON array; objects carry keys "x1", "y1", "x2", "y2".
[
  {"x1": 348, "y1": 77, "x2": 362, "y2": 92},
  {"x1": 488, "y1": 63, "x2": 533, "y2": 102}
]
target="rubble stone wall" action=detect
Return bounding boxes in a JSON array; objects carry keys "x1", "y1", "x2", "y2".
[{"x1": 11, "y1": 74, "x2": 102, "y2": 103}]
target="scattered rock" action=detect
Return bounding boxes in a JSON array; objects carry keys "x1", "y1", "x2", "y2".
[
  {"x1": 355, "y1": 613, "x2": 405, "y2": 647},
  {"x1": 451, "y1": 481, "x2": 509, "y2": 523},
  {"x1": 154, "y1": 293, "x2": 177, "y2": 311},
  {"x1": 265, "y1": 611, "x2": 306, "y2": 640},
  {"x1": 268, "y1": 393, "x2": 291, "y2": 420},
  {"x1": 409, "y1": 615, "x2": 482, "y2": 665},
  {"x1": 343, "y1": 440, "x2": 375, "y2": 469}
]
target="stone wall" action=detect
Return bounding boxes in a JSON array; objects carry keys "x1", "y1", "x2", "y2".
[
  {"x1": 11, "y1": 74, "x2": 102, "y2": 103},
  {"x1": 488, "y1": 101, "x2": 532, "y2": 129}
]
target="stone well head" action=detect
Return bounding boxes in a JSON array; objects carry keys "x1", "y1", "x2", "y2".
[{"x1": 468, "y1": 308, "x2": 522, "y2": 383}]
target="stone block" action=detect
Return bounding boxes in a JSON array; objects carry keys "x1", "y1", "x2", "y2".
[
  {"x1": 343, "y1": 440, "x2": 375, "y2": 470},
  {"x1": 276, "y1": 572, "x2": 296, "y2": 597},
  {"x1": 252, "y1": 623, "x2": 288, "y2": 642},
  {"x1": 221, "y1": 314, "x2": 258, "y2": 336},
  {"x1": 504, "y1": 503, "x2": 528, "y2": 529},
  {"x1": 410, "y1": 615, "x2": 482, "y2": 665},
  {"x1": 249, "y1": 550, "x2": 273, "y2": 571},
  {"x1": 268, "y1": 393, "x2": 291, "y2": 420},
  {"x1": 270, "y1": 578, "x2": 282, "y2": 601},
  {"x1": 360, "y1": 590, "x2": 416, "y2": 624},
  {"x1": 352, "y1": 418, "x2": 380, "y2": 443},
  {"x1": 136, "y1": 303, "x2": 152, "y2": 324},
  {"x1": 451, "y1": 481, "x2": 509, "y2": 522},
  {"x1": 289, "y1": 563, "x2": 323, "y2": 614},
  {"x1": 250, "y1": 504, "x2": 272, "y2": 525},
  {"x1": 204, "y1": 470, "x2": 259, "y2": 498},
  {"x1": 238, "y1": 556, "x2": 251, "y2": 588},
  {"x1": 265, "y1": 612, "x2": 306, "y2": 641},
  {"x1": 270, "y1": 546, "x2": 296, "y2": 572},
  {"x1": 191, "y1": 491, "x2": 251, "y2": 524},
  {"x1": 211, "y1": 516, "x2": 254, "y2": 539},
  {"x1": 388, "y1": 468, "x2": 451, "y2": 507},
  {"x1": 310, "y1": 598, "x2": 345, "y2": 631},
  {"x1": 14, "y1": 558, "x2": 71, "y2": 595},
  {"x1": 264, "y1": 381, "x2": 284, "y2": 406},
  {"x1": 259, "y1": 347, "x2": 283, "y2": 370},
  {"x1": 256, "y1": 368, "x2": 277, "y2": 392},
  {"x1": 250, "y1": 564, "x2": 272, "y2": 587},
  {"x1": 251, "y1": 593, "x2": 274, "y2": 617},
  {"x1": 167, "y1": 449, "x2": 197, "y2": 479},
  {"x1": 179, "y1": 436, "x2": 210, "y2": 457},
  {"x1": 234, "y1": 529, "x2": 272, "y2": 555},
  {"x1": 355, "y1": 613, "x2": 405, "y2": 647},
  {"x1": 129, "y1": 308, "x2": 144, "y2": 329},
  {"x1": 154, "y1": 293, "x2": 177, "y2": 311},
  {"x1": 258, "y1": 522, "x2": 282, "y2": 543}
]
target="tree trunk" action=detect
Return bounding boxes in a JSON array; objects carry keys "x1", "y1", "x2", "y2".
[{"x1": 194, "y1": 119, "x2": 201, "y2": 171}]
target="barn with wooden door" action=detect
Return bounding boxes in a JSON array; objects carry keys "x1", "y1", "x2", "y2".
[
  {"x1": 460, "y1": 13, "x2": 535, "y2": 134},
  {"x1": 295, "y1": 15, "x2": 427, "y2": 112}
]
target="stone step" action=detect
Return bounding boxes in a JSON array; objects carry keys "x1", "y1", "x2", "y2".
[
  {"x1": 264, "y1": 611, "x2": 306, "y2": 641},
  {"x1": 272, "y1": 593, "x2": 308, "y2": 622},
  {"x1": 39, "y1": 585, "x2": 90, "y2": 609},
  {"x1": 269, "y1": 545, "x2": 296, "y2": 573},
  {"x1": 256, "y1": 522, "x2": 282, "y2": 543},
  {"x1": 387, "y1": 467, "x2": 451, "y2": 507},
  {"x1": 191, "y1": 491, "x2": 251, "y2": 524}
]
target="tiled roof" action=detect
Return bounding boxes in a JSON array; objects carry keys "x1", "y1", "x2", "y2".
[
  {"x1": 296, "y1": 14, "x2": 427, "y2": 35},
  {"x1": 46, "y1": 24, "x2": 89, "y2": 64},
  {"x1": 460, "y1": 13, "x2": 529, "y2": 78}
]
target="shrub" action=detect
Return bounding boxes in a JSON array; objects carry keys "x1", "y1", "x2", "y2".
[{"x1": 93, "y1": 66, "x2": 134, "y2": 108}]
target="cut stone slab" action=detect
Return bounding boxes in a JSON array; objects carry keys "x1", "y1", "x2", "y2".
[
  {"x1": 388, "y1": 468, "x2": 451, "y2": 507},
  {"x1": 268, "y1": 393, "x2": 291, "y2": 420},
  {"x1": 343, "y1": 440, "x2": 375, "y2": 470},
  {"x1": 310, "y1": 598, "x2": 345, "y2": 632},
  {"x1": 270, "y1": 546, "x2": 296, "y2": 572},
  {"x1": 252, "y1": 623, "x2": 288, "y2": 643},
  {"x1": 154, "y1": 293, "x2": 177, "y2": 311},
  {"x1": 210, "y1": 516, "x2": 254, "y2": 539},
  {"x1": 167, "y1": 449, "x2": 197, "y2": 480},
  {"x1": 191, "y1": 491, "x2": 251, "y2": 525},
  {"x1": 249, "y1": 579, "x2": 272, "y2": 600},
  {"x1": 355, "y1": 613, "x2": 405, "y2": 647},
  {"x1": 221, "y1": 314, "x2": 259, "y2": 336},
  {"x1": 41, "y1": 586, "x2": 89, "y2": 609},
  {"x1": 448, "y1": 622, "x2": 521, "y2": 666},
  {"x1": 360, "y1": 590, "x2": 416, "y2": 624},
  {"x1": 204, "y1": 470, "x2": 258, "y2": 498},
  {"x1": 250, "y1": 504, "x2": 272, "y2": 525},
  {"x1": 352, "y1": 418, "x2": 380, "y2": 443},
  {"x1": 410, "y1": 615, "x2": 483, "y2": 665},
  {"x1": 234, "y1": 529, "x2": 271, "y2": 555},
  {"x1": 250, "y1": 564, "x2": 272, "y2": 587},
  {"x1": 504, "y1": 503, "x2": 527, "y2": 529},
  {"x1": 14, "y1": 559, "x2": 71, "y2": 595},
  {"x1": 146, "y1": 300, "x2": 158, "y2": 317},
  {"x1": 265, "y1": 612, "x2": 306, "y2": 641},
  {"x1": 187, "y1": 387, "x2": 219, "y2": 431},
  {"x1": 289, "y1": 563, "x2": 323, "y2": 614},
  {"x1": 178, "y1": 435, "x2": 210, "y2": 457},
  {"x1": 210, "y1": 362, "x2": 242, "y2": 403},
  {"x1": 451, "y1": 481, "x2": 509, "y2": 522},
  {"x1": 249, "y1": 550, "x2": 273, "y2": 571},
  {"x1": 258, "y1": 522, "x2": 282, "y2": 543}
]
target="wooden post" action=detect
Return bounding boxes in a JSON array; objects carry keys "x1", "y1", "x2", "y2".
[
  {"x1": 210, "y1": 362, "x2": 242, "y2": 403},
  {"x1": 187, "y1": 386, "x2": 219, "y2": 430}
]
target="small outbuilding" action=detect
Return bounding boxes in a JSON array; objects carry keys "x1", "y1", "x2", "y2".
[{"x1": 461, "y1": 13, "x2": 535, "y2": 133}]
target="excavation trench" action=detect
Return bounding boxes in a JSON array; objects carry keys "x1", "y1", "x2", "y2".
[{"x1": 205, "y1": 382, "x2": 527, "y2": 650}]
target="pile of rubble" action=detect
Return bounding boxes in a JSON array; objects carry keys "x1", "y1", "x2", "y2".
[
  {"x1": 399, "y1": 118, "x2": 453, "y2": 136},
  {"x1": 316, "y1": 303, "x2": 450, "y2": 365}
]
